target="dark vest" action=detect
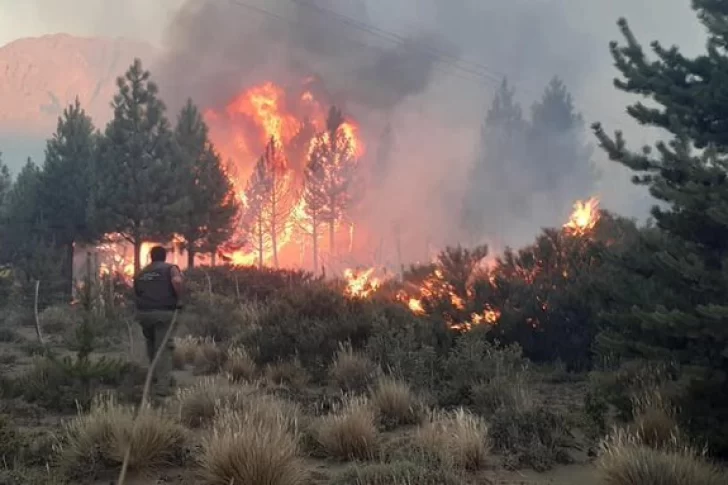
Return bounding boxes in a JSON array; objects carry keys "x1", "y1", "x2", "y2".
[{"x1": 134, "y1": 261, "x2": 178, "y2": 311}]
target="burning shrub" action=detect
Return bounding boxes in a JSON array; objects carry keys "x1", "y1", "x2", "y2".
[
  {"x1": 369, "y1": 376, "x2": 425, "y2": 430},
  {"x1": 597, "y1": 429, "x2": 727, "y2": 485},
  {"x1": 58, "y1": 393, "x2": 187, "y2": 479},
  {"x1": 198, "y1": 405, "x2": 307, "y2": 485},
  {"x1": 415, "y1": 408, "x2": 490, "y2": 471},
  {"x1": 314, "y1": 396, "x2": 379, "y2": 461},
  {"x1": 224, "y1": 346, "x2": 257, "y2": 382},
  {"x1": 329, "y1": 341, "x2": 380, "y2": 393}
]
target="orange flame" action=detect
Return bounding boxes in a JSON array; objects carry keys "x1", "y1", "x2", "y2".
[
  {"x1": 563, "y1": 197, "x2": 600, "y2": 236},
  {"x1": 343, "y1": 267, "x2": 382, "y2": 299}
]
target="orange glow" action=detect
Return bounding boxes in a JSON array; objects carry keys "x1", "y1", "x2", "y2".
[
  {"x1": 563, "y1": 197, "x2": 600, "y2": 236},
  {"x1": 343, "y1": 267, "x2": 383, "y2": 299}
]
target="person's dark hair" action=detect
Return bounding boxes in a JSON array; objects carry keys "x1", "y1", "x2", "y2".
[{"x1": 150, "y1": 246, "x2": 167, "y2": 262}]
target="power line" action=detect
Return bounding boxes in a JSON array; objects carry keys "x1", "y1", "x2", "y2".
[{"x1": 225, "y1": 0, "x2": 500, "y2": 89}]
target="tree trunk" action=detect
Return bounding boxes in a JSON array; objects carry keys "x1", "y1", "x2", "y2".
[
  {"x1": 312, "y1": 215, "x2": 318, "y2": 274},
  {"x1": 272, "y1": 221, "x2": 279, "y2": 268},
  {"x1": 329, "y1": 219, "x2": 335, "y2": 261},
  {"x1": 64, "y1": 243, "x2": 75, "y2": 301},
  {"x1": 257, "y1": 218, "x2": 264, "y2": 269},
  {"x1": 187, "y1": 246, "x2": 196, "y2": 269},
  {"x1": 133, "y1": 238, "x2": 142, "y2": 275}
]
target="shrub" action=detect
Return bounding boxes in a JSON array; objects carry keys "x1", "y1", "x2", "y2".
[
  {"x1": 238, "y1": 283, "x2": 373, "y2": 376},
  {"x1": 180, "y1": 292, "x2": 247, "y2": 341},
  {"x1": 489, "y1": 406, "x2": 572, "y2": 471},
  {"x1": 627, "y1": 390, "x2": 681, "y2": 450},
  {"x1": 315, "y1": 396, "x2": 379, "y2": 461},
  {"x1": 193, "y1": 338, "x2": 227, "y2": 375},
  {"x1": 441, "y1": 333, "x2": 528, "y2": 407},
  {"x1": 415, "y1": 408, "x2": 490, "y2": 471},
  {"x1": 198, "y1": 406, "x2": 308, "y2": 485},
  {"x1": 224, "y1": 346, "x2": 257, "y2": 382},
  {"x1": 597, "y1": 429, "x2": 727, "y2": 485},
  {"x1": 176, "y1": 377, "x2": 257, "y2": 428},
  {"x1": 0, "y1": 327, "x2": 20, "y2": 343},
  {"x1": 10, "y1": 354, "x2": 136, "y2": 412},
  {"x1": 330, "y1": 341, "x2": 380, "y2": 393},
  {"x1": 265, "y1": 359, "x2": 310, "y2": 389},
  {"x1": 39, "y1": 304, "x2": 79, "y2": 334},
  {"x1": 172, "y1": 335, "x2": 200, "y2": 369},
  {"x1": 471, "y1": 370, "x2": 533, "y2": 415},
  {"x1": 331, "y1": 460, "x2": 463, "y2": 485},
  {"x1": 370, "y1": 376, "x2": 425, "y2": 430},
  {"x1": 59, "y1": 393, "x2": 187, "y2": 479}
]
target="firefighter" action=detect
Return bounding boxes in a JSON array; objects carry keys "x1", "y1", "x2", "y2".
[{"x1": 133, "y1": 245, "x2": 184, "y2": 392}]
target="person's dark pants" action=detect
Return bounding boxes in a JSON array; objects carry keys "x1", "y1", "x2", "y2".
[{"x1": 137, "y1": 309, "x2": 176, "y2": 386}]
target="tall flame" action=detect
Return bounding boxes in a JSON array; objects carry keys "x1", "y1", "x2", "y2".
[{"x1": 563, "y1": 197, "x2": 600, "y2": 236}]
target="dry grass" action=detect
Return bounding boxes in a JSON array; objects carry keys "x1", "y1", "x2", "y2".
[
  {"x1": 370, "y1": 376, "x2": 424, "y2": 429},
  {"x1": 172, "y1": 335, "x2": 200, "y2": 369},
  {"x1": 415, "y1": 408, "x2": 490, "y2": 471},
  {"x1": 265, "y1": 358, "x2": 310, "y2": 389},
  {"x1": 331, "y1": 460, "x2": 463, "y2": 485},
  {"x1": 598, "y1": 429, "x2": 727, "y2": 485},
  {"x1": 176, "y1": 377, "x2": 258, "y2": 428},
  {"x1": 194, "y1": 337, "x2": 227, "y2": 374},
  {"x1": 198, "y1": 405, "x2": 308, "y2": 485},
  {"x1": 627, "y1": 389, "x2": 681, "y2": 450},
  {"x1": 315, "y1": 396, "x2": 379, "y2": 461},
  {"x1": 59, "y1": 393, "x2": 186, "y2": 478},
  {"x1": 329, "y1": 341, "x2": 380, "y2": 393},
  {"x1": 472, "y1": 371, "x2": 534, "y2": 415},
  {"x1": 223, "y1": 346, "x2": 257, "y2": 382}
]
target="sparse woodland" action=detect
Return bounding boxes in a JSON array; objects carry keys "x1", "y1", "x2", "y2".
[{"x1": 1, "y1": 3, "x2": 728, "y2": 485}]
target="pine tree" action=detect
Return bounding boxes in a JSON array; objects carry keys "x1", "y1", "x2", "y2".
[
  {"x1": 91, "y1": 59, "x2": 182, "y2": 274},
  {"x1": 307, "y1": 106, "x2": 358, "y2": 263},
  {"x1": 302, "y1": 145, "x2": 327, "y2": 273},
  {"x1": 40, "y1": 99, "x2": 98, "y2": 291},
  {"x1": 461, "y1": 79, "x2": 529, "y2": 242},
  {"x1": 527, "y1": 77, "x2": 596, "y2": 205},
  {"x1": 0, "y1": 152, "x2": 10, "y2": 210},
  {"x1": 0, "y1": 159, "x2": 66, "y2": 303},
  {"x1": 173, "y1": 99, "x2": 238, "y2": 268},
  {"x1": 240, "y1": 137, "x2": 295, "y2": 268},
  {"x1": 592, "y1": 5, "x2": 728, "y2": 455}
]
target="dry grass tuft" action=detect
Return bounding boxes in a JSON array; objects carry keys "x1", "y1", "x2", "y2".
[
  {"x1": 329, "y1": 342, "x2": 380, "y2": 393},
  {"x1": 176, "y1": 377, "x2": 258, "y2": 428},
  {"x1": 198, "y1": 405, "x2": 308, "y2": 485},
  {"x1": 194, "y1": 337, "x2": 227, "y2": 374},
  {"x1": 331, "y1": 460, "x2": 463, "y2": 485},
  {"x1": 598, "y1": 428, "x2": 727, "y2": 485},
  {"x1": 370, "y1": 376, "x2": 425, "y2": 429},
  {"x1": 315, "y1": 396, "x2": 379, "y2": 461},
  {"x1": 172, "y1": 335, "x2": 199, "y2": 369},
  {"x1": 224, "y1": 346, "x2": 257, "y2": 382},
  {"x1": 265, "y1": 358, "x2": 310, "y2": 389},
  {"x1": 59, "y1": 393, "x2": 186, "y2": 479},
  {"x1": 415, "y1": 408, "x2": 490, "y2": 471},
  {"x1": 627, "y1": 389, "x2": 681, "y2": 450}
]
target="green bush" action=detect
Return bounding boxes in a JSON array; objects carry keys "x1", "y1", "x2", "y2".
[{"x1": 489, "y1": 406, "x2": 573, "y2": 471}]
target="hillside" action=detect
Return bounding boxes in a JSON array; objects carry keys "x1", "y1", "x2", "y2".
[{"x1": 0, "y1": 34, "x2": 153, "y2": 170}]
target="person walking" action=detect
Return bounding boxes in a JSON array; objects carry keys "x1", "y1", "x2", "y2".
[{"x1": 133, "y1": 245, "x2": 184, "y2": 393}]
